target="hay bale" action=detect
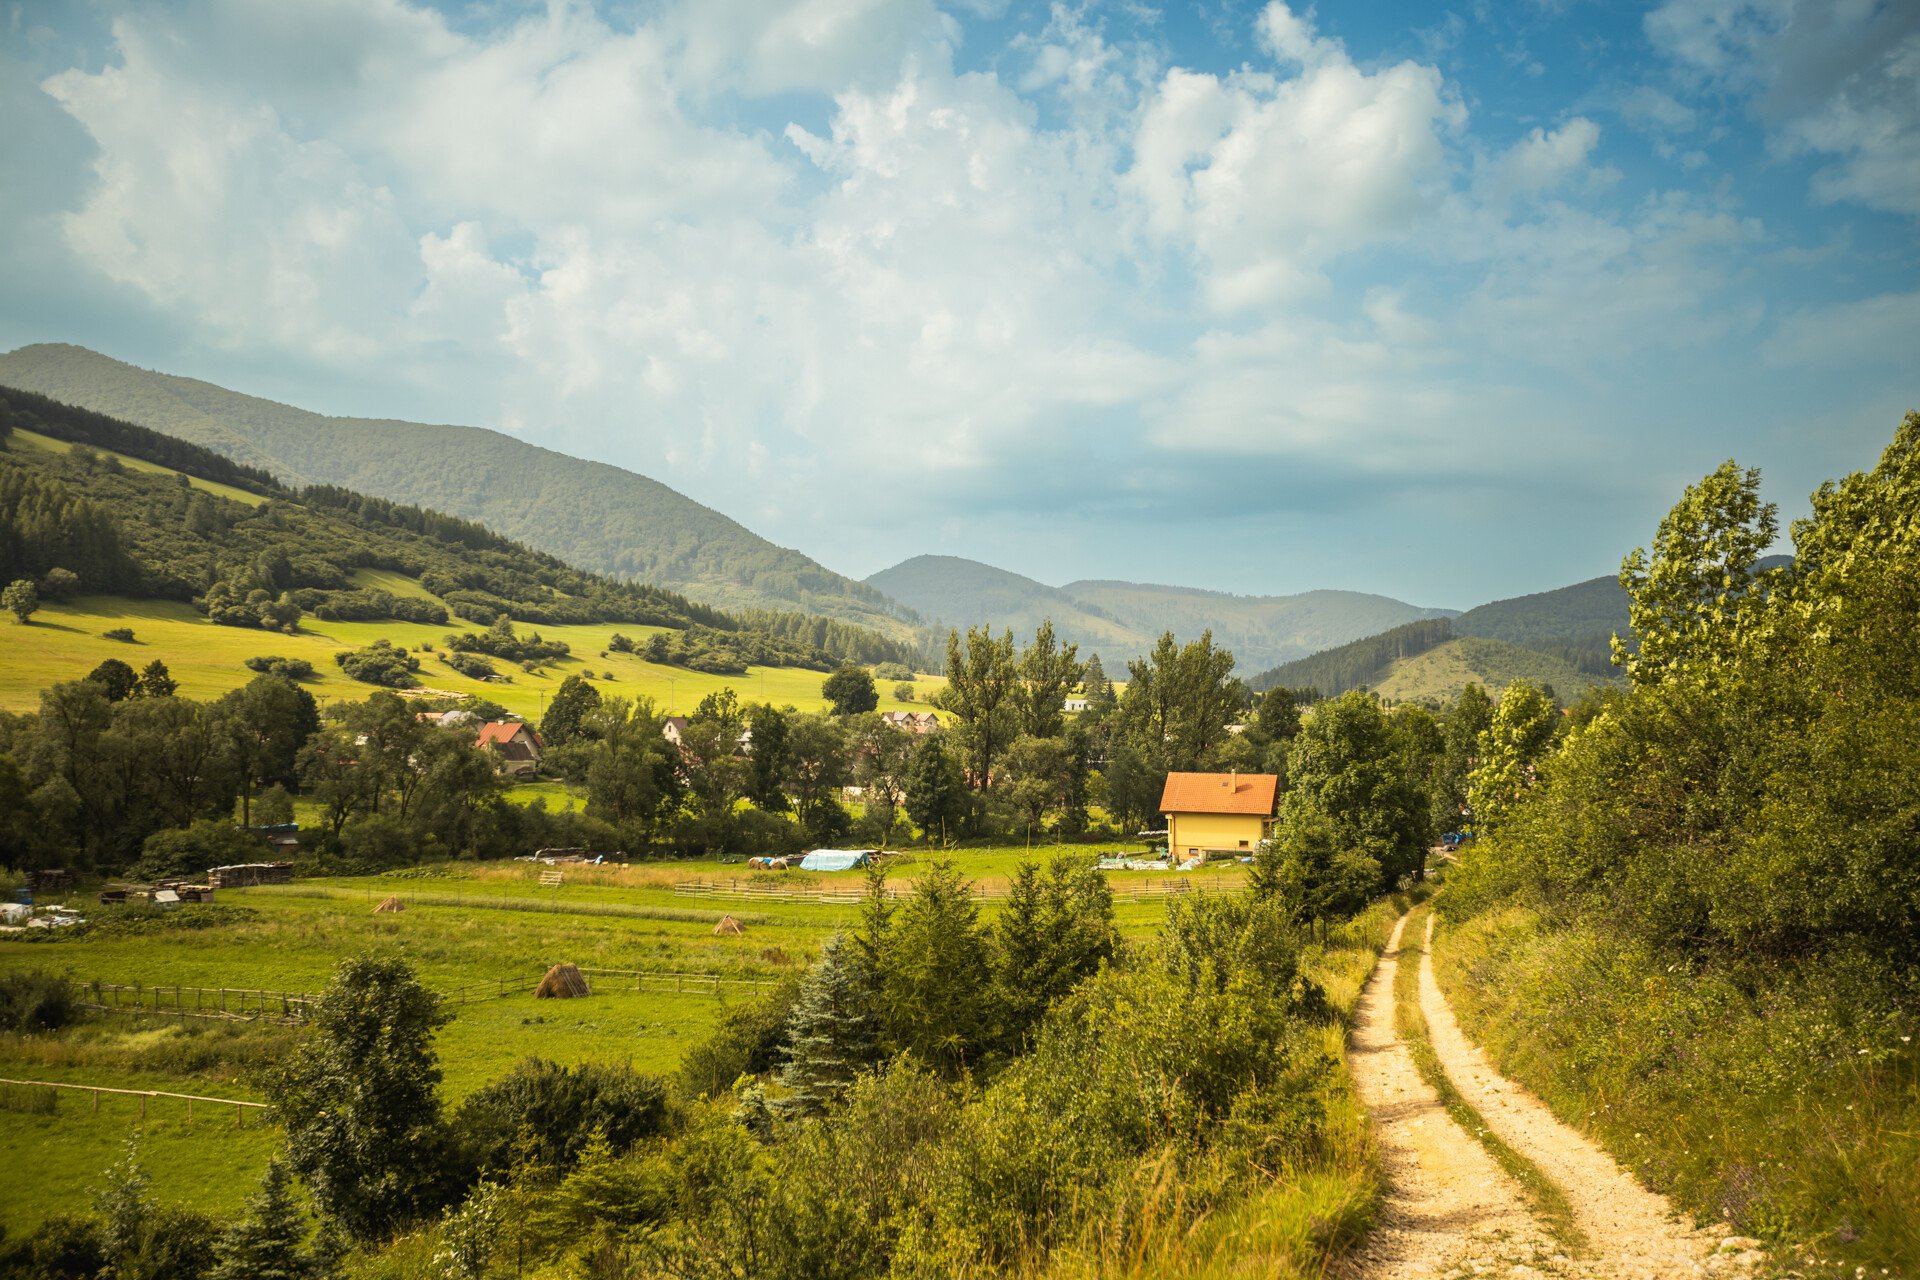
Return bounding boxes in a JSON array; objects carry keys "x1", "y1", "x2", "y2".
[
  {"x1": 712, "y1": 915, "x2": 745, "y2": 936},
  {"x1": 535, "y1": 963, "x2": 590, "y2": 999},
  {"x1": 373, "y1": 895, "x2": 404, "y2": 914}
]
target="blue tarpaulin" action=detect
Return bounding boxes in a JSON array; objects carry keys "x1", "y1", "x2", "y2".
[{"x1": 799, "y1": 849, "x2": 874, "y2": 871}]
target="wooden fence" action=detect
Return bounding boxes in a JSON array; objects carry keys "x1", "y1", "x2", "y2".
[
  {"x1": 576, "y1": 967, "x2": 784, "y2": 997},
  {"x1": 0, "y1": 1076, "x2": 268, "y2": 1127},
  {"x1": 73, "y1": 981, "x2": 316, "y2": 1022}
]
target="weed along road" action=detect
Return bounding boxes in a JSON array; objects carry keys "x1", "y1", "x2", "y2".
[{"x1": 1349, "y1": 908, "x2": 1762, "y2": 1280}]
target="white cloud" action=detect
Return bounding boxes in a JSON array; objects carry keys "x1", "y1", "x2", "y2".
[
  {"x1": 1129, "y1": 4, "x2": 1466, "y2": 312},
  {"x1": 21, "y1": 0, "x2": 1888, "y2": 594},
  {"x1": 1646, "y1": 0, "x2": 1920, "y2": 217}
]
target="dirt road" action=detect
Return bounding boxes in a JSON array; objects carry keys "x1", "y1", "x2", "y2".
[
  {"x1": 1346, "y1": 910, "x2": 1757, "y2": 1280},
  {"x1": 1345, "y1": 913, "x2": 1560, "y2": 1278}
]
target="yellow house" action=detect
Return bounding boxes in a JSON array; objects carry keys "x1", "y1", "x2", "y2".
[{"x1": 1160, "y1": 771, "x2": 1279, "y2": 859}]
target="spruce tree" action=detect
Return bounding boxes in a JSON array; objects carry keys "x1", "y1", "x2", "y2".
[
  {"x1": 777, "y1": 933, "x2": 879, "y2": 1118},
  {"x1": 209, "y1": 1159, "x2": 321, "y2": 1280}
]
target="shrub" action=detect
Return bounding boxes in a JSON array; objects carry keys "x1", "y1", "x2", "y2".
[
  {"x1": 453, "y1": 1058, "x2": 673, "y2": 1177},
  {"x1": 135, "y1": 819, "x2": 259, "y2": 880},
  {"x1": 333, "y1": 639, "x2": 420, "y2": 687},
  {"x1": 244, "y1": 654, "x2": 316, "y2": 681},
  {"x1": 677, "y1": 977, "x2": 805, "y2": 1099},
  {"x1": 102, "y1": 627, "x2": 136, "y2": 643},
  {"x1": 0, "y1": 970, "x2": 77, "y2": 1033},
  {"x1": 444, "y1": 652, "x2": 496, "y2": 679}
]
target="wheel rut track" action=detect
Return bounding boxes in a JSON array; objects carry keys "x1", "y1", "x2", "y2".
[
  {"x1": 1346, "y1": 908, "x2": 1750, "y2": 1280},
  {"x1": 1344, "y1": 912, "x2": 1555, "y2": 1279}
]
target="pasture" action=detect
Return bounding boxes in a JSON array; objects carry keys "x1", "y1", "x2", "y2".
[
  {"x1": 0, "y1": 594, "x2": 946, "y2": 719},
  {"x1": 0, "y1": 847, "x2": 1245, "y2": 1233}
]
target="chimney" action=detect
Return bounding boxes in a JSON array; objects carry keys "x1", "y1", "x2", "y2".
[{"x1": 1229, "y1": 770, "x2": 1236, "y2": 790}]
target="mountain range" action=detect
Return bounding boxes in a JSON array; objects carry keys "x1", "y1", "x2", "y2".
[
  {"x1": 0, "y1": 344, "x2": 914, "y2": 638},
  {"x1": 865, "y1": 554, "x2": 1456, "y2": 673},
  {"x1": 0, "y1": 343, "x2": 1645, "y2": 685}
]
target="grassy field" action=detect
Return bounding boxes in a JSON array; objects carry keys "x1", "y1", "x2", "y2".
[
  {"x1": 0, "y1": 846, "x2": 1244, "y2": 1234},
  {"x1": 0, "y1": 594, "x2": 946, "y2": 719}
]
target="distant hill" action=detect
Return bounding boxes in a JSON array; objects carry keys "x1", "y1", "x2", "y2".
[
  {"x1": 1370, "y1": 636, "x2": 1615, "y2": 703},
  {"x1": 0, "y1": 385, "x2": 921, "y2": 675},
  {"x1": 1452, "y1": 558, "x2": 1788, "y2": 678},
  {"x1": 1063, "y1": 579, "x2": 1454, "y2": 672},
  {"x1": 866, "y1": 555, "x2": 1454, "y2": 671},
  {"x1": 1452, "y1": 574, "x2": 1627, "y2": 676},
  {"x1": 0, "y1": 344, "x2": 915, "y2": 636},
  {"x1": 1248, "y1": 618, "x2": 1616, "y2": 704},
  {"x1": 865, "y1": 556, "x2": 1154, "y2": 655}
]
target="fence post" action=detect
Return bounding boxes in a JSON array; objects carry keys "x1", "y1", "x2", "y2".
[
  {"x1": 93, "y1": 1089, "x2": 100, "y2": 1114},
  {"x1": 234, "y1": 1103, "x2": 243, "y2": 1129},
  {"x1": 186, "y1": 1097, "x2": 193, "y2": 1125},
  {"x1": 139, "y1": 1094, "x2": 146, "y2": 1122}
]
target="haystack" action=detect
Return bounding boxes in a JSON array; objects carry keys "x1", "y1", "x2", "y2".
[
  {"x1": 712, "y1": 915, "x2": 745, "y2": 937},
  {"x1": 535, "y1": 963, "x2": 590, "y2": 999},
  {"x1": 373, "y1": 895, "x2": 404, "y2": 914}
]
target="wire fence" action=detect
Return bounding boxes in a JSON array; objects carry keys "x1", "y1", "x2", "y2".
[
  {"x1": 574, "y1": 967, "x2": 785, "y2": 997},
  {"x1": 669, "y1": 875, "x2": 1214, "y2": 904},
  {"x1": 0, "y1": 1076, "x2": 268, "y2": 1127}
]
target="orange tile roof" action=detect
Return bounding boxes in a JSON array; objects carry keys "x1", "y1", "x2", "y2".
[
  {"x1": 475, "y1": 721, "x2": 538, "y2": 748},
  {"x1": 1159, "y1": 771, "x2": 1278, "y2": 816}
]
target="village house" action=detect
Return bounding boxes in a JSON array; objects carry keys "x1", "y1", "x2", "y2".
[
  {"x1": 880, "y1": 710, "x2": 940, "y2": 734},
  {"x1": 1063, "y1": 697, "x2": 1091, "y2": 713},
  {"x1": 661, "y1": 715, "x2": 690, "y2": 745},
  {"x1": 475, "y1": 721, "x2": 543, "y2": 779},
  {"x1": 1159, "y1": 771, "x2": 1279, "y2": 861}
]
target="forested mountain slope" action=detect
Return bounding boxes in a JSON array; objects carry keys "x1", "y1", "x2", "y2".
[
  {"x1": 867, "y1": 555, "x2": 1452, "y2": 671},
  {"x1": 1247, "y1": 616, "x2": 1616, "y2": 701},
  {"x1": 0, "y1": 386, "x2": 917, "y2": 673},
  {"x1": 0, "y1": 344, "x2": 913, "y2": 635}
]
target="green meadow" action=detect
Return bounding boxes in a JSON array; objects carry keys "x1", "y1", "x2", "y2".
[
  {"x1": 0, "y1": 848, "x2": 1239, "y2": 1234},
  {"x1": 0, "y1": 594, "x2": 946, "y2": 719}
]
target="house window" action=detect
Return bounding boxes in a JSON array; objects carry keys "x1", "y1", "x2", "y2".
[
  {"x1": 1188, "y1": 848, "x2": 1198, "y2": 856},
  {"x1": 1238, "y1": 839, "x2": 1249, "y2": 848}
]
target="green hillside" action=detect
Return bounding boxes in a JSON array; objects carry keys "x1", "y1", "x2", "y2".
[
  {"x1": 866, "y1": 555, "x2": 1453, "y2": 670},
  {"x1": 0, "y1": 595, "x2": 939, "y2": 720},
  {"x1": 1248, "y1": 613, "x2": 1620, "y2": 702},
  {"x1": 0, "y1": 386, "x2": 922, "y2": 702},
  {"x1": 1370, "y1": 636, "x2": 1614, "y2": 703},
  {"x1": 0, "y1": 343, "x2": 915, "y2": 635}
]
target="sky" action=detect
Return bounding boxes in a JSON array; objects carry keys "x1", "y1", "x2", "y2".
[{"x1": 1, "y1": 0, "x2": 1915, "y2": 609}]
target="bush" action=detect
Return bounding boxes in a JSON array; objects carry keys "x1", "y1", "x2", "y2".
[
  {"x1": 0, "y1": 971, "x2": 77, "y2": 1032},
  {"x1": 243, "y1": 654, "x2": 316, "y2": 681},
  {"x1": 873, "y1": 662, "x2": 915, "y2": 682},
  {"x1": 135, "y1": 819, "x2": 259, "y2": 880},
  {"x1": 333, "y1": 639, "x2": 420, "y2": 688},
  {"x1": 444, "y1": 651, "x2": 496, "y2": 679},
  {"x1": 677, "y1": 977, "x2": 805, "y2": 1099},
  {"x1": 453, "y1": 1058, "x2": 674, "y2": 1177},
  {"x1": 102, "y1": 627, "x2": 135, "y2": 643}
]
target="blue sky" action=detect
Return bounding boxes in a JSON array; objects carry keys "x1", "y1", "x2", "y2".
[{"x1": 1, "y1": 0, "x2": 1914, "y2": 609}]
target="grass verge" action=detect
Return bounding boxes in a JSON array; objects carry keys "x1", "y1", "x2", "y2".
[
  {"x1": 1393, "y1": 900, "x2": 1584, "y2": 1251},
  {"x1": 1432, "y1": 904, "x2": 1920, "y2": 1276}
]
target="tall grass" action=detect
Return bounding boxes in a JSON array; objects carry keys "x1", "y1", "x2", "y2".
[
  {"x1": 1433, "y1": 905, "x2": 1920, "y2": 1274},
  {"x1": 1016, "y1": 886, "x2": 1417, "y2": 1279}
]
